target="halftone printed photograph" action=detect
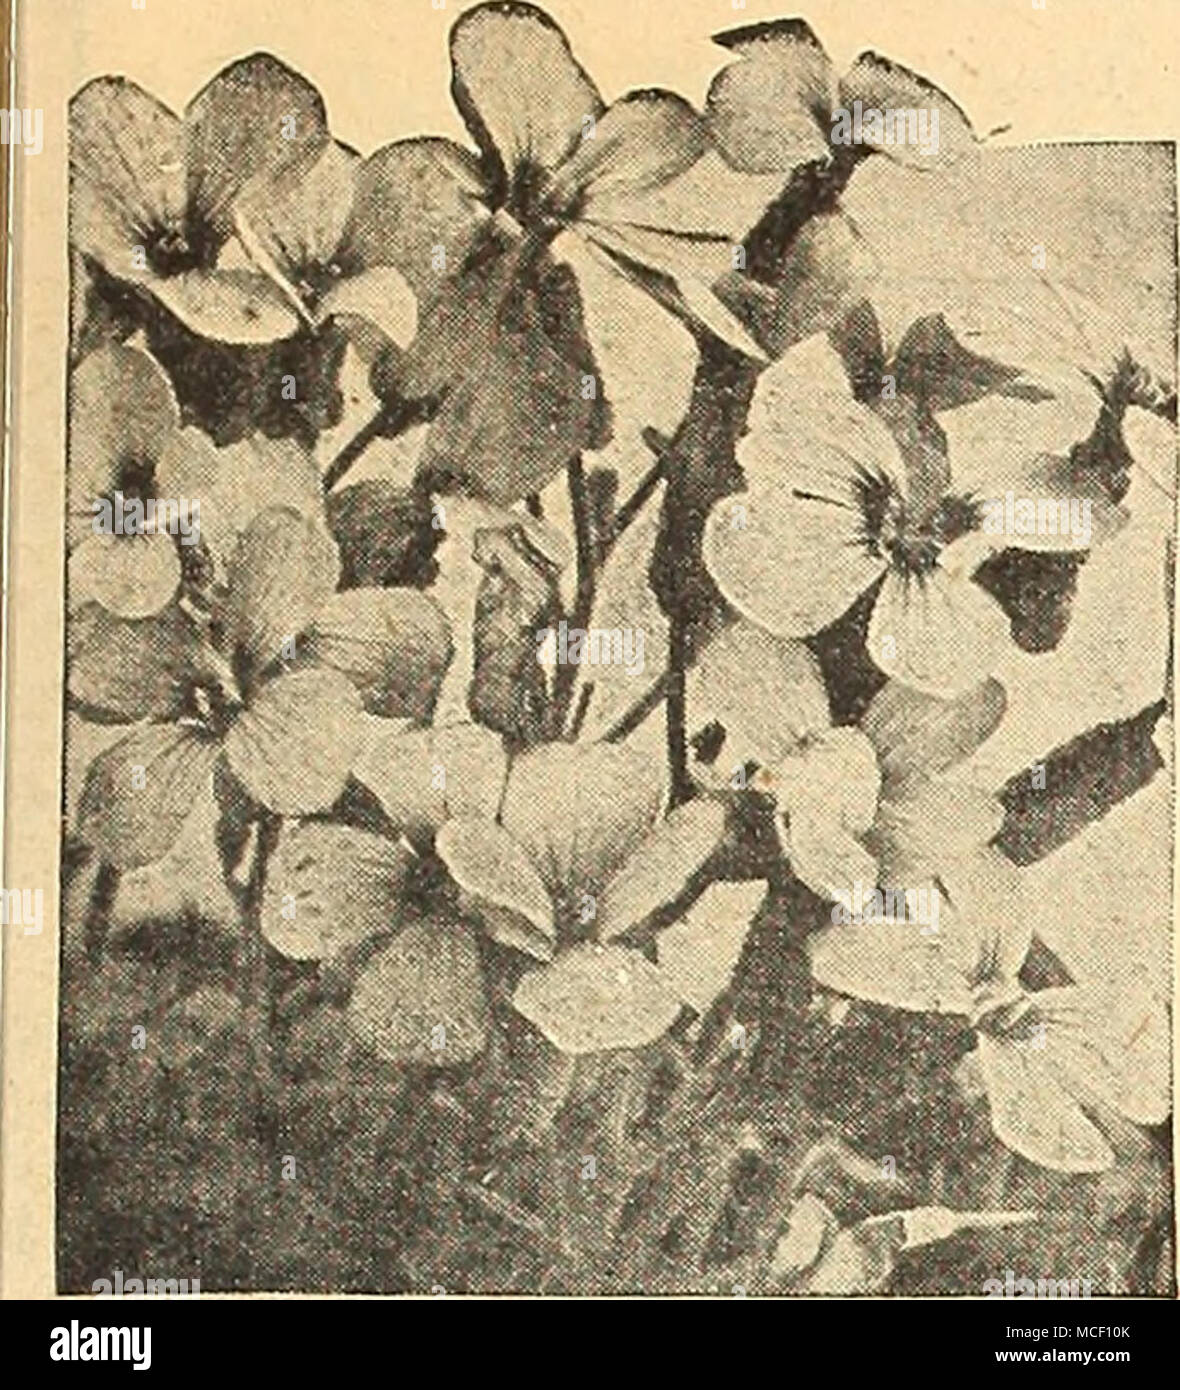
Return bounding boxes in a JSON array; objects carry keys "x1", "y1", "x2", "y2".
[{"x1": 2, "y1": 0, "x2": 1176, "y2": 1307}]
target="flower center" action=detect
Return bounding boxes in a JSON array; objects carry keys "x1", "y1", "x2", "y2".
[
  {"x1": 143, "y1": 206, "x2": 220, "y2": 278},
  {"x1": 852, "y1": 469, "x2": 981, "y2": 580}
]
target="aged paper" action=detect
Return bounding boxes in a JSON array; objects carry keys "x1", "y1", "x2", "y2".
[{"x1": 1, "y1": 0, "x2": 1177, "y2": 1298}]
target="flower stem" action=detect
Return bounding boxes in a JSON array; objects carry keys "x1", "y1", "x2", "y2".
[{"x1": 552, "y1": 454, "x2": 597, "y2": 737}]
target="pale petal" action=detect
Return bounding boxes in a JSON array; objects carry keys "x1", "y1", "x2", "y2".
[
  {"x1": 449, "y1": 2, "x2": 603, "y2": 177},
  {"x1": 262, "y1": 821, "x2": 413, "y2": 960},
  {"x1": 838, "y1": 52, "x2": 976, "y2": 171},
  {"x1": 868, "y1": 567, "x2": 1009, "y2": 697},
  {"x1": 686, "y1": 618, "x2": 829, "y2": 773},
  {"x1": 352, "y1": 719, "x2": 508, "y2": 837},
  {"x1": 705, "y1": 19, "x2": 836, "y2": 174},
  {"x1": 68, "y1": 343, "x2": 178, "y2": 546},
  {"x1": 76, "y1": 723, "x2": 218, "y2": 869},
  {"x1": 318, "y1": 266, "x2": 418, "y2": 349},
  {"x1": 703, "y1": 483, "x2": 882, "y2": 637},
  {"x1": 436, "y1": 817, "x2": 555, "y2": 961},
  {"x1": 1024, "y1": 986, "x2": 1170, "y2": 1129},
  {"x1": 975, "y1": 1031, "x2": 1115, "y2": 1174},
  {"x1": 69, "y1": 531, "x2": 181, "y2": 620},
  {"x1": 861, "y1": 677, "x2": 1007, "y2": 792},
  {"x1": 553, "y1": 90, "x2": 706, "y2": 210},
  {"x1": 160, "y1": 433, "x2": 324, "y2": 573},
  {"x1": 147, "y1": 268, "x2": 300, "y2": 345},
  {"x1": 308, "y1": 587, "x2": 452, "y2": 720},
  {"x1": 513, "y1": 943, "x2": 682, "y2": 1055},
  {"x1": 346, "y1": 137, "x2": 489, "y2": 298},
  {"x1": 775, "y1": 726, "x2": 880, "y2": 831},
  {"x1": 224, "y1": 667, "x2": 364, "y2": 815},
  {"x1": 225, "y1": 507, "x2": 340, "y2": 668},
  {"x1": 500, "y1": 740, "x2": 664, "y2": 904},
  {"x1": 69, "y1": 76, "x2": 186, "y2": 275},
  {"x1": 185, "y1": 52, "x2": 329, "y2": 235},
  {"x1": 872, "y1": 779, "x2": 1003, "y2": 893},
  {"x1": 807, "y1": 916, "x2": 972, "y2": 1015},
  {"x1": 597, "y1": 798, "x2": 727, "y2": 941},
  {"x1": 784, "y1": 812, "x2": 878, "y2": 904},
  {"x1": 237, "y1": 139, "x2": 358, "y2": 284},
  {"x1": 657, "y1": 879, "x2": 768, "y2": 1015}
]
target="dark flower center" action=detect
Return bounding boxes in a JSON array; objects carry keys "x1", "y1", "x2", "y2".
[
  {"x1": 143, "y1": 205, "x2": 220, "y2": 278},
  {"x1": 852, "y1": 468, "x2": 982, "y2": 580},
  {"x1": 293, "y1": 246, "x2": 362, "y2": 312}
]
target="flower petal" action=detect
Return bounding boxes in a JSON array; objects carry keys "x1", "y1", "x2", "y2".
[
  {"x1": 404, "y1": 234, "x2": 611, "y2": 504},
  {"x1": 513, "y1": 943, "x2": 682, "y2": 1055},
  {"x1": 868, "y1": 567, "x2": 1009, "y2": 698},
  {"x1": 872, "y1": 778, "x2": 1003, "y2": 892},
  {"x1": 224, "y1": 667, "x2": 364, "y2": 815},
  {"x1": 1019, "y1": 986, "x2": 1170, "y2": 1130},
  {"x1": 76, "y1": 723, "x2": 218, "y2": 869},
  {"x1": 706, "y1": 19, "x2": 836, "y2": 174},
  {"x1": 346, "y1": 137, "x2": 489, "y2": 298},
  {"x1": 147, "y1": 268, "x2": 301, "y2": 344},
  {"x1": 349, "y1": 917, "x2": 490, "y2": 1065},
  {"x1": 69, "y1": 76, "x2": 186, "y2": 276},
  {"x1": 807, "y1": 916, "x2": 972, "y2": 1015},
  {"x1": 861, "y1": 677, "x2": 1007, "y2": 792},
  {"x1": 656, "y1": 879, "x2": 768, "y2": 1015},
  {"x1": 225, "y1": 507, "x2": 340, "y2": 667},
  {"x1": 597, "y1": 798, "x2": 727, "y2": 941},
  {"x1": 501, "y1": 739, "x2": 664, "y2": 905},
  {"x1": 237, "y1": 139, "x2": 358, "y2": 286},
  {"x1": 449, "y1": 2, "x2": 603, "y2": 178},
  {"x1": 436, "y1": 817, "x2": 555, "y2": 961},
  {"x1": 160, "y1": 433, "x2": 324, "y2": 574},
  {"x1": 184, "y1": 52, "x2": 330, "y2": 236},
  {"x1": 318, "y1": 266, "x2": 418, "y2": 350},
  {"x1": 686, "y1": 618, "x2": 829, "y2": 772},
  {"x1": 838, "y1": 52, "x2": 976, "y2": 171},
  {"x1": 776, "y1": 727, "x2": 880, "y2": 831},
  {"x1": 554, "y1": 90, "x2": 706, "y2": 211},
  {"x1": 68, "y1": 342, "x2": 178, "y2": 546},
  {"x1": 704, "y1": 484, "x2": 882, "y2": 638},
  {"x1": 262, "y1": 820, "x2": 413, "y2": 960},
  {"x1": 69, "y1": 531, "x2": 181, "y2": 620},
  {"x1": 352, "y1": 720, "x2": 508, "y2": 838},
  {"x1": 69, "y1": 602, "x2": 195, "y2": 721},
  {"x1": 975, "y1": 1031, "x2": 1115, "y2": 1174},
  {"x1": 308, "y1": 587, "x2": 452, "y2": 719},
  {"x1": 784, "y1": 812, "x2": 878, "y2": 904}
]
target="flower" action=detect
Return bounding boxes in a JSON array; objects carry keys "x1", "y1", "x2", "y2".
[
  {"x1": 347, "y1": 1, "x2": 786, "y2": 503},
  {"x1": 70, "y1": 54, "x2": 331, "y2": 343},
  {"x1": 432, "y1": 737, "x2": 747, "y2": 1054},
  {"x1": 68, "y1": 343, "x2": 221, "y2": 619},
  {"x1": 684, "y1": 614, "x2": 1008, "y2": 904},
  {"x1": 705, "y1": 18, "x2": 977, "y2": 176},
  {"x1": 807, "y1": 848, "x2": 1170, "y2": 1172},
  {"x1": 234, "y1": 139, "x2": 418, "y2": 353},
  {"x1": 75, "y1": 506, "x2": 452, "y2": 868},
  {"x1": 702, "y1": 341, "x2": 1099, "y2": 697}
]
